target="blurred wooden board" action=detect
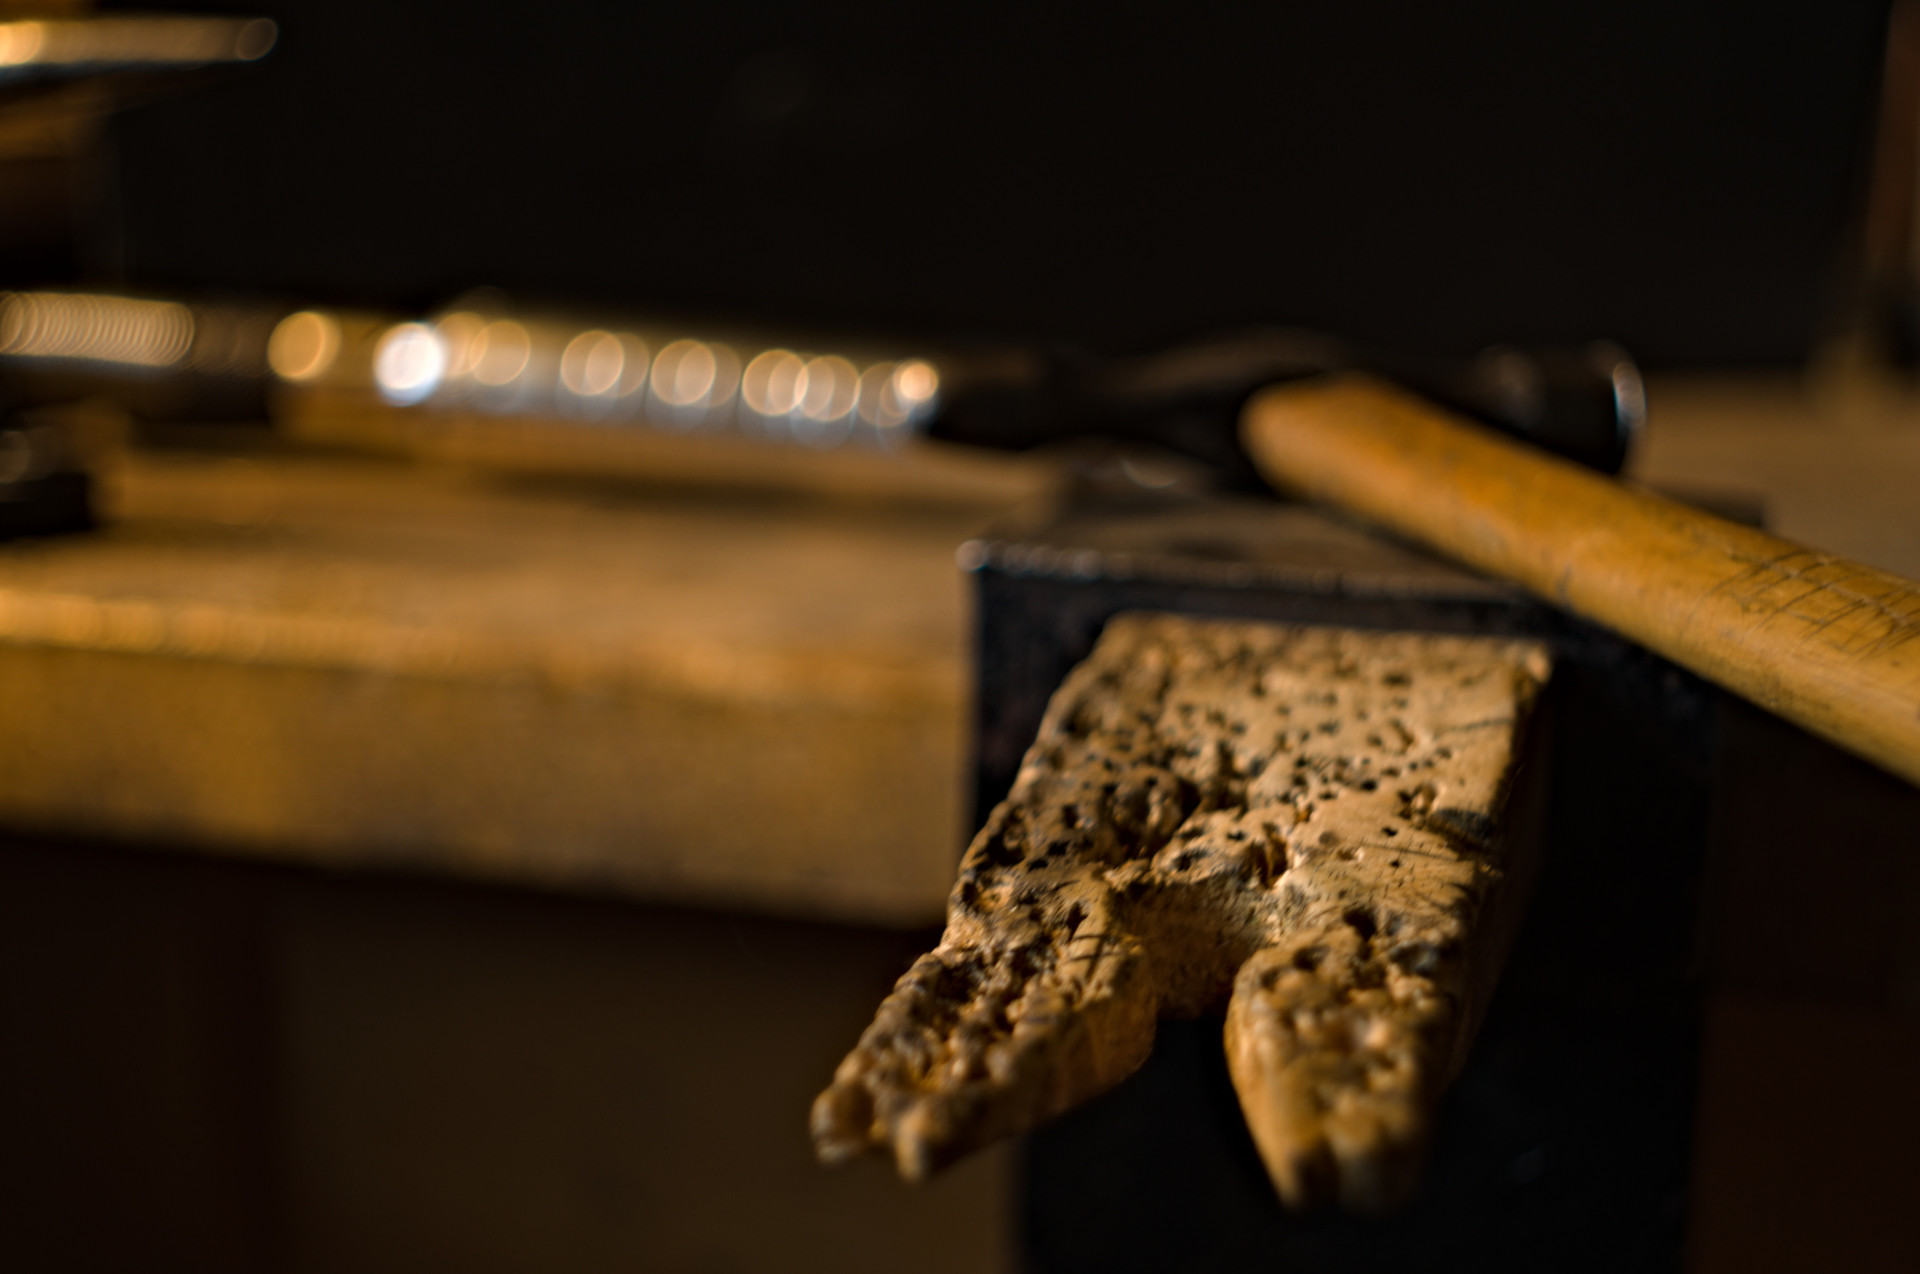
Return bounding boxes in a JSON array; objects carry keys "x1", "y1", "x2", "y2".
[
  {"x1": 1632, "y1": 374, "x2": 1920, "y2": 582},
  {"x1": 0, "y1": 445, "x2": 1021, "y2": 924}
]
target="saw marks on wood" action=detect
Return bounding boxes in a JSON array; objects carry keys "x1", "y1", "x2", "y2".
[{"x1": 813, "y1": 614, "x2": 1551, "y2": 1211}]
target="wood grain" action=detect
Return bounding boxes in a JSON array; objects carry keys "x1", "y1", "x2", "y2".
[
  {"x1": 0, "y1": 449, "x2": 998, "y2": 923},
  {"x1": 1243, "y1": 375, "x2": 1920, "y2": 789}
]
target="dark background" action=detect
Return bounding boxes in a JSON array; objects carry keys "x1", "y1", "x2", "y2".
[{"x1": 96, "y1": 1, "x2": 1892, "y2": 366}]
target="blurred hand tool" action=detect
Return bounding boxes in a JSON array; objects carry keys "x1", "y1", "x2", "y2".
[
  {"x1": 939, "y1": 331, "x2": 1917, "y2": 788},
  {"x1": 0, "y1": 14, "x2": 275, "y2": 108},
  {"x1": 931, "y1": 329, "x2": 1643, "y2": 482}
]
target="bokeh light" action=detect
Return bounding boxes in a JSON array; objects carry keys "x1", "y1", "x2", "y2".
[
  {"x1": 435, "y1": 311, "x2": 487, "y2": 381},
  {"x1": 560, "y1": 330, "x2": 626, "y2": 399},
  {"x1": 742, "y1": 349, "x2": 807, "y2": 417},
  {"x1": 469, "y1": 320, "x2": 532, "y2": 387},
  {"x1": 651, "y1": 339, "x2": 716, "y2": 409},
  {"x1": 0, "y1": 22, "x2": 45, "y2": 67},
  {"x1": 893, "y1": 360, "x2": 939, "y2": 409},
  {"x1": 0, "y1": 292, "x2": 194, "y2": 368},
  {"x1": 798, "y1": 356, "x2": 859, "y2": 421},
  {"x1": 266, "y1": 310, "x2": 341, "y2": 382},
  {"x1": 373, "y1": 322, "x2": 447, "y2": 405}
]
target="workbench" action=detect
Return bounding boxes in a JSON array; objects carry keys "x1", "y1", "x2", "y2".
[{"x1": 0, "y1": 377, "x2": 1915, "y2": 1271}]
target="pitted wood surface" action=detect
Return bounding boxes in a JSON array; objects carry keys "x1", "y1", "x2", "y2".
[{"x1": 813, "y1": 614, "x2": 1550, "y2": 1210}]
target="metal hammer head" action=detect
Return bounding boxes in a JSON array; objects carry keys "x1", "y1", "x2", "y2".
[{"x1": 928, "y1": 329, "x2": 1644, "y2": 484}]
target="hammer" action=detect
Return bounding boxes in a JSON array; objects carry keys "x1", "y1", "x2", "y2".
[
  {"x1": 933, "y1": 333, "x2": 1920, "y2": 789},
  {"x1": 1240, "y1": 374, "x2": 1920, "y2": 790}
]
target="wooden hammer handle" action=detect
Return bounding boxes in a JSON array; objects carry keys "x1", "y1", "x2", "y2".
[{"x1": 1242, "y1": 374, "x2": 1920, "y2": 788}]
